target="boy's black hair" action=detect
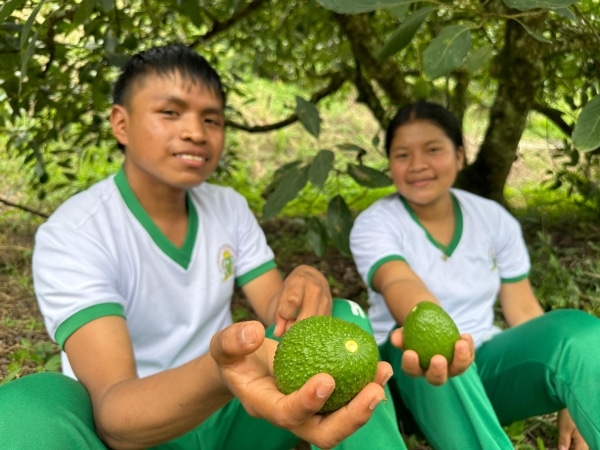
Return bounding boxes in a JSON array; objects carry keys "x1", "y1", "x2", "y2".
[
  {"x1": 385, "y1": 101, "x2": 464, "y2": 156},
  {"x1": 112, "y1": 44, "x2": 226, "y2": 108}
]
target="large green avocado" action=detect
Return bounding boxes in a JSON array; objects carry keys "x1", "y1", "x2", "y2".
[{"x1": 273, "y1": 315, "x2": 379, "y2": 414}]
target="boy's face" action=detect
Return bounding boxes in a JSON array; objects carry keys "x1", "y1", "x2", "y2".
[{"x1": 110, "y1": 71, "x2": 225, "y2": 193}]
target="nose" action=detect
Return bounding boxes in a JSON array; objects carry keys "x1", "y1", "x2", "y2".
[
  {"x1": 180, "y1": 115, "x2": 206, "y2": 144},
  {"x1": 409, "y1": 152, "x2": 428, "y2": 171}
]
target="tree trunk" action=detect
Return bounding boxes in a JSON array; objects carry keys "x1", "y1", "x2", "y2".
[{"x1": 456, "y1": 13, "x2": 547, "y2": 205}]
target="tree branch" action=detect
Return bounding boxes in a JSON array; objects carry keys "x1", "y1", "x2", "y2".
[
  {"x1": 532, "y1": 102, "x2": 573, "y2": 137},
  {"x1": 226, "y1": 68, "x2": 351, "y2": 132},
  {"x1": 353, "y1": 59, "x2": 387, "y2": 127},
  {"x1": 0, "y1": 197, "x2": 49, "y2": 218},
  {"x1": 333, "y1": 12, "x2": 411, "y2": 109},
  {"x1": 189, "y1": 0, "x2": 269, "y2": 46}
]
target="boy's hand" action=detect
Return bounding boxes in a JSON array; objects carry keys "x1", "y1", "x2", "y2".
[
  {"x1": 390, "y1": 328, "x2": 474, "y2": 385},
  {"x1": 211, "y1": 321, "x2": 392, "y2": 449},
  {"x1": 272, "y1": 265, "x2": 332, "y2": 337}
]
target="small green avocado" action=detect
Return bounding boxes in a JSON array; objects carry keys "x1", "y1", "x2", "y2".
[
  {"x1": 403, "y1": 302, "x2": 461, "y2": 370},
  {"x1": 273, "y1": 315, "x2": 379, "y2": 414}
]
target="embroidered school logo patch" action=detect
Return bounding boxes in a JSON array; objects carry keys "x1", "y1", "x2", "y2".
[{"x1": 218, "y1": 245, "x2": 235, "y2": 281}]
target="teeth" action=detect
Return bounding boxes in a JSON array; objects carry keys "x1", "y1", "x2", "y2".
[{"x1": 178, "y1": 154, "x2": 205, "y2": 162}]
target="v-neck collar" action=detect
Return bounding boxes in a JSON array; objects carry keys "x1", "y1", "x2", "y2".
[
  {"x1": 114, "y1": 168, "x2": 198, "y2": 269},
  {"x1": 399, "y1": 194, "x2": 463, "y2": 259}
]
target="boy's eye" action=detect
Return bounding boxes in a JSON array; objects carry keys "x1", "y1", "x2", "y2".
[{"x1": 161, "y1": 110, "x2": 178, "y2": 116}]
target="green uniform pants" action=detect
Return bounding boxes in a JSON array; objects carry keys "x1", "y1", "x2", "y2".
[
  {"x1": 0, "y1": 299, "x2": 405, "y2": 450},
  {"x1": 381, "y1": 309, "x2": 600, "y2": 450}
]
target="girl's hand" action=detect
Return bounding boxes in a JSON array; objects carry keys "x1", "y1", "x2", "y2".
[
  {"x1": 557, "y1": 408, "x2": 588, "y2": 450},
  {"x1": 390, "y1": 328, "x2": 474, "y2": 386}
]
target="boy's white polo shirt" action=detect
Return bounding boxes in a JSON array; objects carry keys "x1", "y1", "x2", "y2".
[
  {"x1": 33, "y1": 168, "x2": 275, "y2": 378},
  {"x1": 350, "y1": 188, "x2": 530, "y2": 347}
]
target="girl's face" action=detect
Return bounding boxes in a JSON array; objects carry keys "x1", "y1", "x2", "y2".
[{"x1": 388, "y1": 119, "x2": 464, "y2": 209}]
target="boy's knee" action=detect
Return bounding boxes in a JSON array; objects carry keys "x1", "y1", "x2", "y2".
[{"x1": 0, "y1": 372, "x2": 105, "y2": 449}]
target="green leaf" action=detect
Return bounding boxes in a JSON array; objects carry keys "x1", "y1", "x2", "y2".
[
  {"x1": 95, "y1": 0, "x2": 114, "y2": 13},
  {"x1": 309, "y1": 149, "x2": 334, "y2": 189},
  {"x1": 463, "y1": 45, "x2": 494, "y2": 74},
  {"x1": 502, "y1": 0, "x2": 578, "y2": 11},
  {"x1": 389, "y1": 3, "x2": 410, "y2": 20},
  {"x1": 296, "y1": 96, "x2": 321, "y2": 139},
  {"x1": 550, "y1": 6, "x2": 576, "y2": 20},
  {"x1": 73, "y1": 0, "x2": 96, "y2": 27},
  {"x1": 572, "y1": 95, "x2": 600, "y2": 152},
  {"x1": 19, "y1": 29, "x2": 39, "y2": 96},
  {"x1": 181, "y1": 1, "x2": 205, "y2": 27},
  {"x1": 306, "y1": 217, "x2": 328, "y2": 257},
  {"x1": 423, "y1": 25, "x2": 471, "y2": 80},
  {"x1": 0, "y1": 0, "x2": 27, "y2": 23},
  {"x1": 378, "y1": 7, "x2": 435, "y2": 60},
  {"x1": 19, "y1": 0, "x2": 44, "y2": 50},
  {"x1": 326, "y1": 195, "x2": 352, "y2": 256},
  {"x1": 517, "y1": 21, "x2": 552, "y2": 43},
  {"x1": 262, "y1": 165, "x2": 309, "y2": 219},
  {"x1": 347, "y1": 164, "x2": 393, "y2": 188},
  {"x1": 44, "y1": 354, "x2": 62, "y2": 372},
  {"x1": 317, "y1": 0, "x2": 415, "y2": 14}
]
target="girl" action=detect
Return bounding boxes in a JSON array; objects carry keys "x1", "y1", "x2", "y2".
[{"x1": 350, "y1": 101, "x2": 599, "y2": 450}]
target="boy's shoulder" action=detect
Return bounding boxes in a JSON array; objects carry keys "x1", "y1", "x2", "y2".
[{"x1": 46, "y1": 175, "x2": 119, "y2": 227}]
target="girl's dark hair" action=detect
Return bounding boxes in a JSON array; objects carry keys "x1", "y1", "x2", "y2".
[
  {"x1": 385, "y1": 101, "x2": 464, "y2": 156},
  {"x1": 112, "y1": 44, "x2": 226, "y2": 107}
]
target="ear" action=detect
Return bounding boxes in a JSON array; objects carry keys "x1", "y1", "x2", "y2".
[{"x1": 110, "y1": 104, "x2": 129, "y2": 149}]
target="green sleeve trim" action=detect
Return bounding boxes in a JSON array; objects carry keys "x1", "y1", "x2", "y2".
[
  {"x1": 236, "y1": 260, "x2": 277, "y2": 287},
  {"x1": 55, "y1": 303, "x2": 125, "y2": 349},
  {"x1": 501, "y1": 272, "x2": 529, "y2": 283},
  {"x1": 367, "y1": 255, "x2": 406, "y2": 291}
]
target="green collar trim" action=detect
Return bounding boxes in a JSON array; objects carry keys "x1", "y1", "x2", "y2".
[
  {"x1": 114, "y1": 168, "x2": 198, "y2": 269},
  {"x1": 399, "y1": 194, "x2": 463, "y2": 258}
]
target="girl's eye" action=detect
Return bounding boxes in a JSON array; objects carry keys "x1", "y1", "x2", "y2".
[
  {"x1": 205, "y1": 117, "x2": 224, "y2": 127},
  {"x1": 161, "y1": 110, "x2": 178, "y2": 116},
  {"x1": 428, "y1": 147, "x2": 440, "y2": 153},
  {"x1": 394, "y1": 153, "x2": 408, "y2": 159}
]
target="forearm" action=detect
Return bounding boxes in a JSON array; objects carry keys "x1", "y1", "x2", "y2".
[
  {"x1": 95, "y1": 354, "x2": 232, "y2": 449},
  {"x1": 499, "y1": 280, "x2": 544, "y2": 328},
  {"x1": 379, "y1": 277, "x2": 439, "y2": 325}
]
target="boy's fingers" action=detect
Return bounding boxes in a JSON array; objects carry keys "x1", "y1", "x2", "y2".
[{"x1": 210, "y1": 321, "x2": 265, "y2": 365}]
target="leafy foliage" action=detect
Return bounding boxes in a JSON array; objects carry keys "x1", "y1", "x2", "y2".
[{"x1": 1, "y1": 0, "x2": 600, "y2": 255}]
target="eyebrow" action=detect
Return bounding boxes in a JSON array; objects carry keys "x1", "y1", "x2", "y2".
[
  {"x1": 391, "y1": 139, "x2": 444, "y2": 150},
  {"x1": 156, "y1": 94, "x2": 224, "y2": 114}
]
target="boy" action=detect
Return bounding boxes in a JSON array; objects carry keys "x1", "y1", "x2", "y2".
[{"x1": 0, "y1": 44, "x2": 405, "y2": 449}]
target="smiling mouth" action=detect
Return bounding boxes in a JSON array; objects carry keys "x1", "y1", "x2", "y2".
[{"x1": 176, "y1": 154, "x2": 207, "y2": 162}]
